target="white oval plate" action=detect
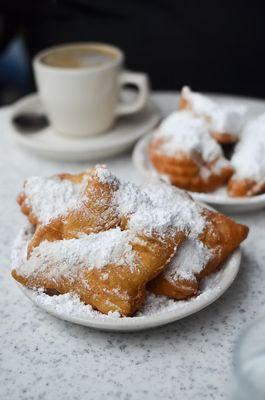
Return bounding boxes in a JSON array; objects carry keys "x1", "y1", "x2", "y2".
[
  {"x1": 7, "y1": 93, "x2": 161, "y2": 161},
  {"x1": 13, "y1": 224, "x2": 241, "y2": 332},
  {"x1": 133, "y1": 132, "x2": 265, "y2": 213}
]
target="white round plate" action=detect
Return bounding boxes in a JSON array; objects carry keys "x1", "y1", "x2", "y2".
[
  {"x1": 133, "y1": 132, "x2": 265, "y2": 213},
  {"x1": 7, "y1": 93, "x2": 161, "y2": 161},
  {"x1": 13, "y1": 223, "x2": 241, "y2": 332}
]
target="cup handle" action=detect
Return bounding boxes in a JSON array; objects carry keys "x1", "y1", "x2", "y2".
[{"x1": 115, "y1": 71, "x2": 149, "y2": 116}]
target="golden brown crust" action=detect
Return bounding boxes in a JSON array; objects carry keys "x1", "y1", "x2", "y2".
[
  {"x1": 228, "y1": 178, "x2": 265, "y2": 197},
  {"x1": 197, "y1": 209, "x2": 248, "y2": 277},
  {"x1": 12, "y1": 168, "x2": 187, "y2": 316},
  {"x1": 148, "y1": 273, "x2": 198, "y2": 299},
  {"x1": 26, "y1": 169, "x2": 120, "y2": 256},
  {"x1": 12, "y1": 167, "x2": 249, "y2": 314},
  {"x1": 148, "y1": 208, "x2": 249, "y2": 299},
  {"x1": 12, "y1": 231, "x2": 185, "y2": 317},
  {"x1": 17, "y1": 171, "x2": 88, "y2": 227},
  {"x1": 149, "y1": 138, "x2": 233, "y2": 193},
  {"x1": 179, "y1": 96, "x2": 190, "y2": 111},
  {"x1": 210, "y1": 131, "x2": 238, "y2": 144},
  {"x1": 17, "y1": 192, "x2": 39, "y2": 226}
]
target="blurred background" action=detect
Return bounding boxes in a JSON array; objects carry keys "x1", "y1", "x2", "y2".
[{"x1": 1, "y1": 0, "x2": 265, "y2": 106}]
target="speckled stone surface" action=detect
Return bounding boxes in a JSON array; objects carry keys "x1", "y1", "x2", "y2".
[{"x1": 1, "y1": 93, "x2": 265, "y2": 400}]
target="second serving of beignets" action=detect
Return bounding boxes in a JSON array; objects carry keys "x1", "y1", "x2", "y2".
[
  {"x1": 228, "y1": 114, "x2": 265, "y2": 197},
  {"x1": 149, "y1": 110, "x2": 233, "y2": 192},
  {"x1": 179, "y1": 86, "x2": 246, "y2": 144}
]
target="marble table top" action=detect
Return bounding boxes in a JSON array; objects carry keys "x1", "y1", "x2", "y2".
[{"x1": 0, "y1": 92, "x2": 264, "y2": 400}]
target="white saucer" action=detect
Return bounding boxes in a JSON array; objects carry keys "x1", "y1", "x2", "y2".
[
  {"x1": 13, "y1": 222, "x2": 241, "y2": 332},
  {"x1": 133, "y1": 132, "x2": 265, "y2": 213},
  {"x1": 8, "y1": 93, "x2": 161, "y2": 161}
]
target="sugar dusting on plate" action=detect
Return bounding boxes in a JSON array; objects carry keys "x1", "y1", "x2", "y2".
[
  {"x1": 12, "y1": 224, "x2": 223, "y2": 320},
  {"x1": 32, "y1": 276, "x2": 222, "y2": 320}
]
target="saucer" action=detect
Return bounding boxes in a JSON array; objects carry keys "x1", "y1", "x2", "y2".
[{"x1": 8, "y1": 93, "x2": 161, "y2": 161}]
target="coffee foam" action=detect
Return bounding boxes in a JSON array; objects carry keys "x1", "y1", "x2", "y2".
[{"x1": 40, "y1": 45, "x2": 118, "y2": 69}]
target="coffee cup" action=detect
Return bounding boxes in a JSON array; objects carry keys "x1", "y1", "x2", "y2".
[{"x1": 33, "y1": 43, "x2": 149, "y2": 137}]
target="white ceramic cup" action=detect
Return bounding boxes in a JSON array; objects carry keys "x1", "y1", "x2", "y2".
[{"x1": 33, "y1": 43, "x2": 149, "y2": 136}]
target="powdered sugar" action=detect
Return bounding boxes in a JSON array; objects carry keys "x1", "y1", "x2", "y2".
[
  {"x1": 12, "y1": 224, "x2": 228, "y2": 320},
  {"x1": 231, "y1": 113, "x2": 265, "y2": 181},
  {"x1": 34, "y1": 290, "x2": 121, "y2": 319},
  {"x1": 141, "y1": 183, "x2": 206, "y2": 238},
  {"x1": 156, "y1": 110, "x2": 222, "y2": 162},
  {"x1": 127, "y1": 184, "x2": 212, "y2": 278},
  {"x1": 182, "y1": 86, "x2": 246, "y2": 135},
  {"x1": 28, "y1": 275, "x2": 222, "y2": 319},
  {"x1": 15, "y1": 227, "x2": 137, "y2": 279},
  {"x1": 211, "y1": 156, "x2": 231, "y2": 174},
  {"x1": 11, "y1": 224, "x2": 34, "y2": 268},
  {"x1": 164, "y1": 238, "x2": 212, "y2": 282},
  {"x1": 16, "y1": 166, "x2": 211, "y2": 284},
  {"x1": 94, "y1": 164, "x2": 119, "y2": 185},
  {"x1": 139, "y1": 186, "x2": 213, "y2": 280},
  {"x1": 22, "y1": 166, "x2": 207, "y2": 242},
  {"x1": 13, "y1": 166, "x2": 220, "y2": 318},
  {"x1": 114, "y1": 180, "x2": 147, "y2": 217},
  {"x1": 114, "y1": 180, "x2": 206, "y2": 238},
  {"x1": 24, "y1": 174, "x2": 88, "y2": 224},
  {"x1": 136, "y1": 286, "x2": 220, "y2": 317}
]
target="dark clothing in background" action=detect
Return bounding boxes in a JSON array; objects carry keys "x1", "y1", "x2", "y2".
[{"x1": 1, "y1": 0, "x2": 265, "y2": 96}]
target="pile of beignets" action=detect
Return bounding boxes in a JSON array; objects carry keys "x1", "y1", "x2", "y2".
[
  {"x1": 149, "y1": 86, "x2": 265, "y2": 197},
  {"x1": 12, "y1": 166, "x2": 248, "y2": 316}
]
